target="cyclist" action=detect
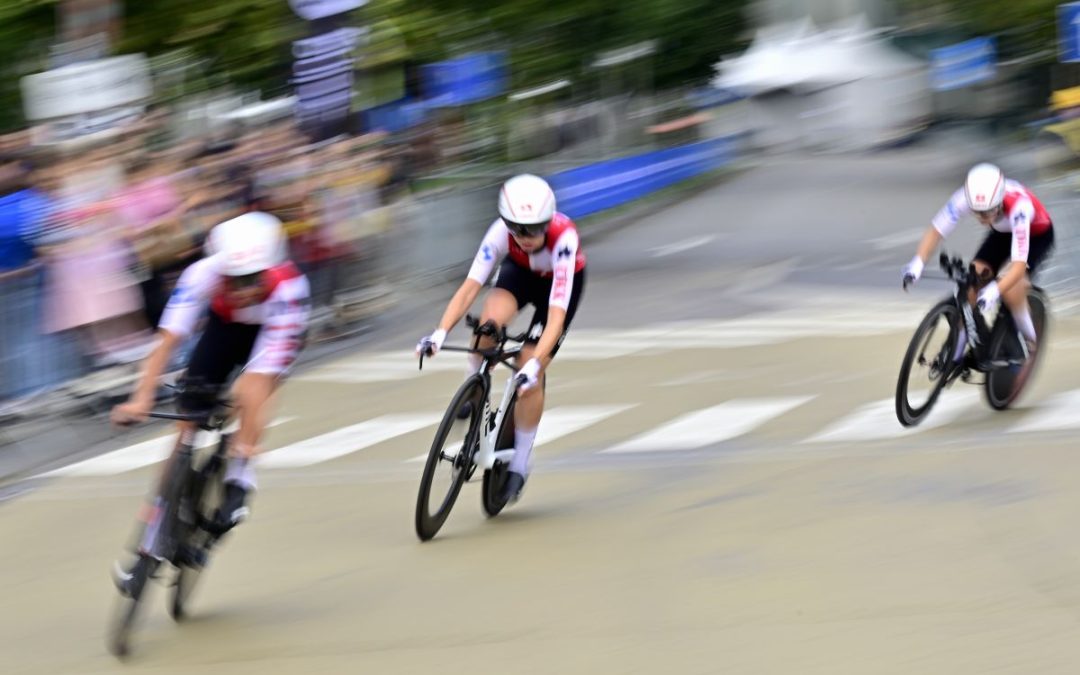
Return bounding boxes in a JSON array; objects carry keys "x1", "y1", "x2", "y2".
[
  {"x1": 416, "y1": 174, "x2": 586, "y2": 504},
  {"x1": 110, "y1": 200, "x2": 311, "y2": 593},
  {"x1": 902, "y1": 162, "x2": 1055, "y2": 383}
]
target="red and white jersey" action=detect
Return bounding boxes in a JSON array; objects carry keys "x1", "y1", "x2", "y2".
[
  {"x1": 932, "y1": 179, "x2": 1053, "y2": 263},
  {"x1": 159, "y1": 256, "x2": 311, "y2": 375},
  {"x1": 466, "y1": 212, "x2": 587, "y2": 310}
]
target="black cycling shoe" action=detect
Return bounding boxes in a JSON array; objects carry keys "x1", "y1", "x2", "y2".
[
  {"x1": 456, "y1": 401, "x2": 473, "y2": 421},
  {"x1": 500, "y1": 471, "x2": 526, "y2": 505},
  {"x1": 212, "y1": 483, "x2": 250, "y2": 534}
]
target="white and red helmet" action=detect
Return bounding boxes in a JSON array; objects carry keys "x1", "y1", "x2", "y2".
[
  {"x1": 205, "y1": 211, "x2": 287, "y2": 276},
  {"x1": 498, "y1": 173, "x2": 556, "y2": 236},
  {"x1": 964, "y1": 163, "x2": 1005, "y2": 213}
]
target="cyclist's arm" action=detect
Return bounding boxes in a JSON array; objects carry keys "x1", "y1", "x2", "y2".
[
  {"x1": 998, "y1": 199, "x2": 1036, "y2": 295},
  {"x1": 437, "y1": 221, "x2": 509, "y2": 333},
  {"x1": 125, "y1": 258, "x2": 216, "y2": 411},
  {"x1": 532, "y1": 307, "x2": 566, "y2": 368},
  {"x1": 533, "y1": 228, "x2": 579, "y2": 366},
  {"x1": 436, "y1": 278, "x2": 484, "y2": 333},
  {"x1": 126, "y1": 329, "x2": 183, "y2": 411},
  {"x1": 915, "y1": 189, "x2": 966, "y2": 262},
  {"x1": 914, "y1": 225, "x2": 943, "y2": 264}
]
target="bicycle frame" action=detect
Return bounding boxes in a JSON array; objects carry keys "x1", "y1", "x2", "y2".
[
  {"x1": 474, "y1": 364, "x2": 520, "y2": 473},
  {"x1": 423, "y1": 315, "x2": 528, "y2": 474}
]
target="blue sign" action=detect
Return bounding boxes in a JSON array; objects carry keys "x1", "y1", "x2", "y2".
[
  {"x1": 1059, "y1": 3, "x2": 1080, "y2": 62},
  {"x1": 929, "y1": 37, "x2": 996, "y2": 92},
  {"x1": 545, "y1": 134, "x2": 742, "y2": 220},
  {"x1": 360, "y1": 96, "x2": 428, "y2": 133},
  {"x1": 420, "y1": 52, "x2": 507, "y2": 107}
]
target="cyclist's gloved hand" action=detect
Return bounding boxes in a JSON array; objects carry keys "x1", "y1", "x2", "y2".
[
  {"x1": 416, "y1": 328, "x2": 447, "y2": 357},
  {"x1": 902, "y1": 255, "x2": 924, "y2": 291},
  {"x1": 515, "y1": 357, "x2": 542, "y2": 392},
  {"x1": 976, "y1": 281, "x2": 1001, "y2": 313},
  {"x1": 110, "y1": 397, "x2": 151, "y2": 427}
]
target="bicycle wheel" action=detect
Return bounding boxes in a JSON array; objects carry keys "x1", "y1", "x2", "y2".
[
  {"x1": 482, "y1": 394, "x2": 517, "y2": 518},
  {"x1": 415, "y1": 376, "x2": 486, "y2": 541},
  {"x1": 106, "y1": 554, "x2": 158, "y2": 658},
  {"x1": 896, "y1": 299, "x2": 961, "y2": 427},
  {"x1": 170, "y1": 447, "x2": 226, "y2": 621},
  {"x1": 107, "y1": 448, "x2": 191, "y2": 657},
  {"x1": 984, "y1": 289, "x2": 1049, "y2": 410}
]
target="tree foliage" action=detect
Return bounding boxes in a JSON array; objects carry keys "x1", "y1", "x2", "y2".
[{"x1": 0, "y1": 0, "x2": 751, "y2": 132}]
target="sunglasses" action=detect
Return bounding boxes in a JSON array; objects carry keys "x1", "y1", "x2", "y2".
[
  {"x1": 505, "y1": 219, "x2": 547, "y2": 238},
  {"x1": 226, "y1": 272, "x2": 263, "y2": 290}
]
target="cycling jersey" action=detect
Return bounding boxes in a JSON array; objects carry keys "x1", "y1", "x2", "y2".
[
  {"x1": 159, "y1": 256, "x2": 311, "y2": 375},
  {"x1": 466, "y1": 212, "x2": 587, "y2": 311},
  {"x1": 932, "y1": 180, "x2": 1053, "y2": 264}
]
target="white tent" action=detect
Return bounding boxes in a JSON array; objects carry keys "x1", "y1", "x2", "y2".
[{"x1": 713, "y1": 16, "x2": 932, "y2": 150}]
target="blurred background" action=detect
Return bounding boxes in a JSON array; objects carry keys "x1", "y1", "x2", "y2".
[{"x1": 1, "y1": 0, "x2": 1078, "y2": 412}]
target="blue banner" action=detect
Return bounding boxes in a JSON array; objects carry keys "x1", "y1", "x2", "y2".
[
  {"x1": 420, "y1": 52, "x2": 507, "y2": 107},
  {"x1": 1059, "y1": 2, "x2": 1080, "y2": 63},
  {"x1": 360, "y1": 97, "x2": 428, "y2": 133},
  {"x1": 930, "y1": 37, "x2": 996, "y2": 92},
  {"x1": 545, "y1": 135, "x2": 740, "y2": 220}
]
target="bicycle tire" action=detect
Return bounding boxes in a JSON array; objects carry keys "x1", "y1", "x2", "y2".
[
  {"x1": 170, "y1": 444, "x2": 226, "y2": 621},
  {"x1": 107, "y1": 447, "x2": 191, "y2": 657},
  {"x1": 896, "y1": 299, "x2": 960, "y2": 427},
  {"x1": 106, "y1": 554, "x2": 158, "y2": 658},
  {"x1": 984, "y1": 289, "x2": 1049, "y2": 410},
  {"x1": 481, "y1": 394, "x2": 517, "y2": 518},
  {"x1": 415, "y1": 375, "x2": 486, "y2": 541}
]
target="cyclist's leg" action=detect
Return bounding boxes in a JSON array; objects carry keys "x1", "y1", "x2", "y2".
[
  {"x1": 131, "y1": 315, "x2": 234, "y2": 561},
  {"x1": 211, "y1": 321, "x2": 267, "y2": 532},
  {"x1": 954, "y1": 231, "x2": 1010, "y2": 361},
  {"x1": 506, "y1": 268, "x2": 585, "y2": 493},
  {"x1": 479, "y1": 260, "x2": 527, "y2": 355},
  {"x1": 1002, "y1": 227, "x2": 1055, "y2": 346}
]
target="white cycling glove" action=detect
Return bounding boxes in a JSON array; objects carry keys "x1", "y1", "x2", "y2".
[
  {"x1": 416, "y1": 328, "x2": 447, "y2": 357},
  {"x1": 902, "y1": 255, "x2": 924, "y2": 290},
  {"x1": 976, "y1": 281, "x2": 1001, "y2": 313},
  {"x1": 515, "y1": 357, "x2": 542, "y2": 392}
]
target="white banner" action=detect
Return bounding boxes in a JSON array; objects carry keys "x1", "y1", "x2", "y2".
[
  {"x1": 21, "y1": 54, "x2": 152, "y2": 121},
  {"x1": 287, "y1": 0, "x2": 367, "y2": 21}
]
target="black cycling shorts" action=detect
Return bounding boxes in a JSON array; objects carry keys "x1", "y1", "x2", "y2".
[
  {"x1": 177, "y1": 311, "x2": 261, "y2": 412},
  {"x1": 492, "y1": 260, "x2": 586, "y2": 357},
  {"x1": 974, "y1": 227, "x2": 1055, "y2": 278}
]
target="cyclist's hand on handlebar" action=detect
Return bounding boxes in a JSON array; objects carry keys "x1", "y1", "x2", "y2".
[
  {"x1": 415, "y1": 328, "x2": 447, "y2": 358},
  {"x1": 515, "y1": 357, "x2": 542, "y2": 392},
  {"x1": 901, "y1": 255, "x2": 924, "y2": 291},
  {"x1": 111, "y1": 397, "x2": 151, "y2": 427}
]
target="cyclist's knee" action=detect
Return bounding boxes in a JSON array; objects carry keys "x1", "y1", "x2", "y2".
[{"x1": 972, "y1": 260, "x2": 995, "y2": 286}]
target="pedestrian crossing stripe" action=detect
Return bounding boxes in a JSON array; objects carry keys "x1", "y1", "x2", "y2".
[
  {"x1": 36, "y1": 388, "x2": 1080, "y2": 478},
  {"x1": 602, "y1": 397, "x2": 814, "y2": 454},
  {"x1": 294, "y1": 309, "x2": 933, "y2": 384}
]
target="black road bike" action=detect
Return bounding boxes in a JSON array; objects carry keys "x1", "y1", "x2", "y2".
[
  {"x1": 107, "y1": 383, "x2": 235, "y2": 658},
  {"x1": 415, "y1": 315, "x2": 530, "y2": 541},
  {"x1": 896, "y1": 253, "x2": 1049, "y2": 427}
]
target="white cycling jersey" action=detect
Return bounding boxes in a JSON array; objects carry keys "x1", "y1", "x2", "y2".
[{"x1": 159, "y1": 255, "x2": 311, "y2": 375}]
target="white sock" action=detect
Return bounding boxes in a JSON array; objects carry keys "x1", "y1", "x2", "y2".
[
  {"x1": 509, "y1": 427, "x2": 537, "y2": 476},
  {"x1": 225, "y1": 457, "x2": 257, "y2": 491},
  {"x1": 1012, "y1": 307, "x2": 1037, "y2": 343},
  {"x1": 465, "y1": 353, "x2": 482, "y2": 379},
  {"x1": 953, "y1": 327, "x2": 967, "y2": 362}
]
